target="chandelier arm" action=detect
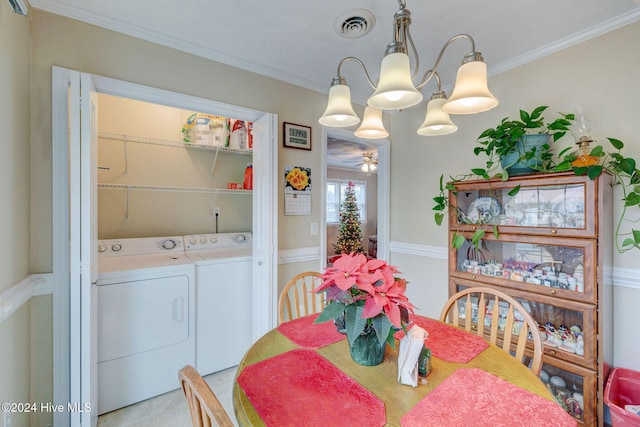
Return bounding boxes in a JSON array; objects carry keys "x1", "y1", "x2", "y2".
[
  {"x1": 415, "y1": 34, "x2": 476, "y2": 90},
  {"x1": 405, "y1": 24, "x2": 420, "y2": 80},
  {"x1": 337, "y1": 56, "x2": 377, "y2": 90},
  {"x1": 415, "y1": 69, "x2": 443, "y2": 94}
]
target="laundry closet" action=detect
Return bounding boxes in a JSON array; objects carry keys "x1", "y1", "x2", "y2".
[{"x1": 95, "y1": 93, "x2": 255, "y2": 414}]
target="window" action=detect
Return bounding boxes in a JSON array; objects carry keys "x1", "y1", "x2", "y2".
[{"x1": 326, "y1": 180, "x2": 366, "y2": 224}]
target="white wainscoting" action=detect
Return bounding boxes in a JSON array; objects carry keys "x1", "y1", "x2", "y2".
[
  {"x1": 278, "y1": 246, "x2": 321, "y2": 265},
  {"x1": 2, "y1": 247, "x2": 637, "y2": 325},
  {"x1": 0, "y1": 273, "x2": 53, "y2": 324}
]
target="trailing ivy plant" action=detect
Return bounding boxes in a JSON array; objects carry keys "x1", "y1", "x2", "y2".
[
  {"x1": 432, "y1": 136, "x2": 640, "y2": 253},
  {"x1": 560, "y1": 137, "x2": 640, "y2": 253}
]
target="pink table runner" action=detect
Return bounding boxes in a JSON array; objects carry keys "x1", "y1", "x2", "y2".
[
  {"x1": 237, "y1": 349, "x2": 386, "y2": 427},
  {"x1": 401, "y1": 368, "x2": 576, "y2": 427},
  {"x1": 276, "y1": 313, "x2": 346, "y2": 348},
  {"x1": 395, "y1": 315, "x2": 489, "y2": 363}
]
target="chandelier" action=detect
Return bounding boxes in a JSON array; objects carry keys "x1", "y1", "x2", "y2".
[
  {"x1": 319, "y1": 0, "x2": 499, "y2": 138},
  {"x1": 360, "y1": 152, "x2": 378, "y2": 173}
]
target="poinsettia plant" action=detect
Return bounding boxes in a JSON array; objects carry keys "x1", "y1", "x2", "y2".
[{"x1": 314, "y1": 253, "x2": 416, "y2": 348}]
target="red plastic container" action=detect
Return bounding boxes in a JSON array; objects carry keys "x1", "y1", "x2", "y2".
[{"x1": 604, "y1": 368, "x2": 640, "y2": 427}]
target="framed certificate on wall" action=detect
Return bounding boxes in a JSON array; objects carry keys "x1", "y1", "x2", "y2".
[{"x1": 283, "y1": 122, "x2": 312, "y2": 150}]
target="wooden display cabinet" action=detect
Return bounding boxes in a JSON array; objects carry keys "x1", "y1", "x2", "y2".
[{"x1": 447, "y1": 172, "x2": 612, "y2": 426}]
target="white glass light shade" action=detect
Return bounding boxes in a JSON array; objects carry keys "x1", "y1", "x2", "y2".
[
  {"x1": 354, "y1": 107, "x2": 389, "y2": 139},
  {"x1": 443, "y1": 61, "x2": 498, "y2": 115},
  {"x1": 417, "y1": 97, "x2": 458, "y2": 136},
  {"x1": 319, "y1": 84, "x2": 360, "y2": 127},
  {"x1": 367, "y1": 53, "x2": 423, "y2": 110},
  {"x1": 361, "y1": 162, "x2": 377, "y2": 173}
]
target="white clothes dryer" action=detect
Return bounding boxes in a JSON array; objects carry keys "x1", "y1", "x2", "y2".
[
  {"x1": 184, "y1": 232, "x2": 252, "y2": 376},
  {"x1": 96, "y1": 236, "x2": 195, "y2": 415}
]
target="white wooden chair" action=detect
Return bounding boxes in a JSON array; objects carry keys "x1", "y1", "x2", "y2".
[
  {"x1": 278, "y1": 271, "x2": 324, "y2": 324},
  {"x1": 439, "y1": 286, "x2": 543, "y2": 376},
  {"x1": 178, "y1": 365, "x2": 234, "y2": 427}
]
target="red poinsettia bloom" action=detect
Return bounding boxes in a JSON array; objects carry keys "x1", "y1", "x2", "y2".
[
  {"x1": 316, "y1": 252, "x2": 378, "y2": 292},
  {"x1": 358, "y1": 265, "x2": 415, "y2": 327},
  {"x1": 315, "y1": 253, "x2": 415, "y2": 339}
]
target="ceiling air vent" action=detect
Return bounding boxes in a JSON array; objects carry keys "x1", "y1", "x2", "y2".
[
  {"x1": 7, "y1": 0, "x2": 28, "y2": 15},
  {"x1": 334, "y1": 9, "x2": 375, "y2": 39}
]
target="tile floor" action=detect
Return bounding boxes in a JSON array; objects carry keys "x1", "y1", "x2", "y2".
[{"x1": 97, "y1": 366, "x2": 238, "y2": 427}]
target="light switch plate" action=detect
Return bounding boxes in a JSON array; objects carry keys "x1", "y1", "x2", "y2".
[{"x1": 310, "y1": 222, "x2": 319, "y2": 236}]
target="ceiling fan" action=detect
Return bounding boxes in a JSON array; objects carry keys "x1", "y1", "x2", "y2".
[{"x1": 358, "y1": 152, "x2": 378, "y2": 173}]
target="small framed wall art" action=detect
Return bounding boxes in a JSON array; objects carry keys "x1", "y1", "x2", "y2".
[{"x1": 283, "y1": 122, "x2": 312, "y2": 150}]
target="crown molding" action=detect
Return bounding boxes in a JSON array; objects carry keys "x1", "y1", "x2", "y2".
[
  {"x1": 28, "y1": 0, "x2": 327, "y2": 94},
  {"x1": 489, "y1": 9, "x2": 640, "y2": 77},
  {"x1": 30, "y1": 1, "x2": 640, "y2": 96}
]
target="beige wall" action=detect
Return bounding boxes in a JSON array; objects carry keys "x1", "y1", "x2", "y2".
[
  {"x1": 28, "y1": 9, "x2": 338, "y2": 425},
  {"x1": 0, "y1": 2, "x2": 31, "y2": 427},
  {"x1": 30, "y1": 10, "x2": 339, "y2": 271},
  {"x1": 389, "y1": 21, "x2": 640, "y2": 370},
  {"x1": 0, "y1": 6, "x2": 635, "y2": 425},
  {"x1": 96, "y1": 94, "x2": 253, "y2": 238},
  {"x1": 326, "y1": 168, "x2": 378, "y2": 259}
]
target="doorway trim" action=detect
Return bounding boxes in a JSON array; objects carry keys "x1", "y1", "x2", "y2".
[
  {"x1": 320, "y1": 127, "x2": 390, "y2": 265},
  {"x1": 52, "y1": 68, "x2": 278, "y2": 423}
]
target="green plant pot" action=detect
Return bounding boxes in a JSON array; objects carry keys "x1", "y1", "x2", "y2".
[
  {"x1": 348, "y1": 327, "x2": 385, "y2": 366},
  {"x1": 500, "y1": 134, "x2": 551, "y2": 175}
]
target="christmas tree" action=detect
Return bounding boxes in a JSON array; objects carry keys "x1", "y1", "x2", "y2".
[{"x1": 334, "y1": 181, "x2": 364, "y2": 254}]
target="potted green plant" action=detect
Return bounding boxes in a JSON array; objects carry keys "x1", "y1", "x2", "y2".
[
  {"x1": 474, "y1": 106, "x2": 574, "y2": 178},
  {"x1": 432, "y1": 129, "x2": 640, "y2": 253},
  {"x1": 314, "y1": 253, "x2": 415, "y2": 366}
]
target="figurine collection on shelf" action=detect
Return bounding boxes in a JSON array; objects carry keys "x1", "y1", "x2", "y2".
[
  {"x1": 458, "y1": 258, "x2": 585, "y2": 292},
  {"x1": 540, "y1": 369, "x2": 584, "y2": 420},
  {"x1": 456, "y1": 299, "x2": 585, "y2": 356}
]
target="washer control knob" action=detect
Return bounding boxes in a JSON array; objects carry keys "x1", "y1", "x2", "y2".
[
  {"x1": 111, "y1": 243, "x2": 122, "y2": 252},
  {"x1": 200, "y1": 237, "x2": 208, "y2": 244},
  {"x1": 97, "y1": 244, "x2": 107, "y2": 253},
  {"x1": 235, "y1": 234, "x2": 246, "y2": 243},
  {"x1": 189, "y1": 238, "x2": 197, "y2": 245},
  {"x1": 162, "y1": 239, "x2": 177, "y2": 250},
  {"x1": 210, "y1": 237, "x2": 217, "y2": 243}
]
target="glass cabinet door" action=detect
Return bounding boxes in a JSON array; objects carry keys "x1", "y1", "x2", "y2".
[
  {"x1": 449, "y1": 173, "x2": 597, "y2": 238},
  {"x1": 540, "y1": 358, "x2": 597, "y2": 426},
  {"x1": 451, "y1": 280, "x2": 596, "y2": 369},
  {"x1": 449, "y1": 231, "x2": 596, "y2": 304}
]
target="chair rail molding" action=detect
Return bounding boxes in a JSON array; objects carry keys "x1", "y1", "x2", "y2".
[
  {"x1": 612, "y1": 266, "x2": 640, "y2": 290},
  {"x1": 389, "y1": 241, "x2": 448, "y2": 260},
  {"x1": 0, "y1": 273, "x2": 53, "y2": 324},
  {"x1": 278, "y1": 246, "x2": 321, "y2": 264}
]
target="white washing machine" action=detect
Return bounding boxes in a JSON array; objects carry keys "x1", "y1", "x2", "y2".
[
  {"x1": 96, "y1": 236, "x2": 195, "y2": 415},
  {"x1": 184, "y1": 232, "x2": 253, "y2": 376}
]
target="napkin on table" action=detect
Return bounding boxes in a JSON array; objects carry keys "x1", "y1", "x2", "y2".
[{"x1": 397, "y1": 325, "x2": 428, "y2": 387}]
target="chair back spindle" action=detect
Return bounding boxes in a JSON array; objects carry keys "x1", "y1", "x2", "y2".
[
  {"x1": 278, "y1": 272, "x2": 324, "y2": 323},
  {"x1": 439, "y1": 286, "x2": 543, "y2": 376},
  {"x1": 178, "y1": 365, "x2": 234, "y2": 427}
]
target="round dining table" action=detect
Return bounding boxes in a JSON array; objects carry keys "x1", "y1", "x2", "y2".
[{"x1": 232, "y1": 315, "x2": 565, "y2": 427}]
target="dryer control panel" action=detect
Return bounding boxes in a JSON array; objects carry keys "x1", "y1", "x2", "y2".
[
  {"x1": 97, "y1": 236, "x2": 185, "y2": 256},
  {"x1": 183, "y1": 232, "x2": 252, "y2": 251}
]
